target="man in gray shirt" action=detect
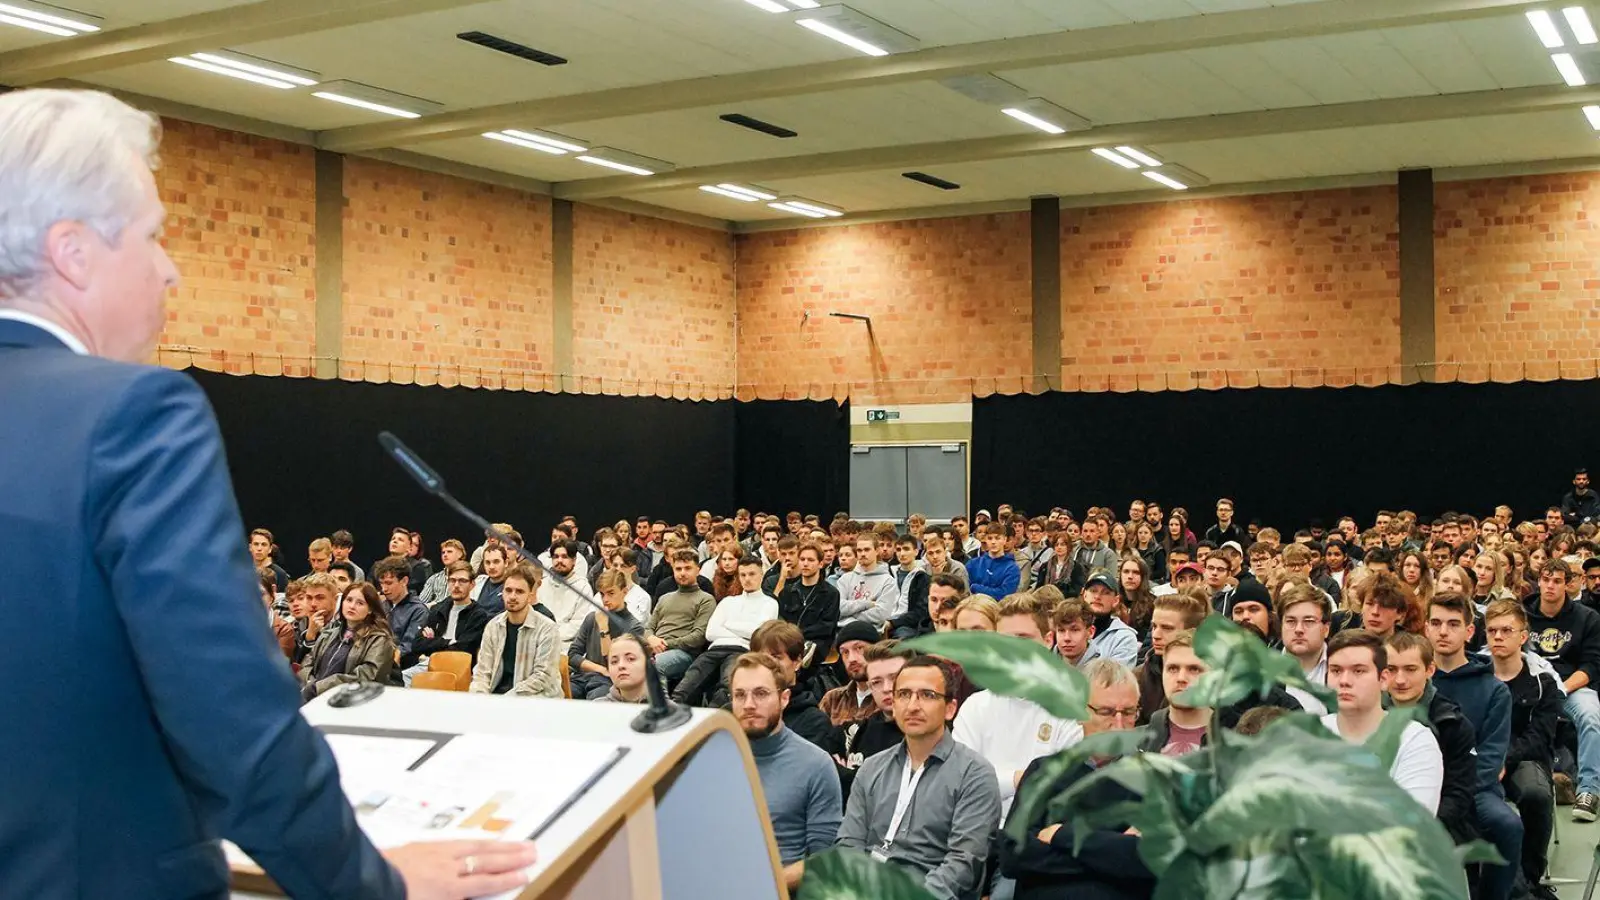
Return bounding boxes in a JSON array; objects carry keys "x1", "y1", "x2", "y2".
[{"x1": 830, "y1": 655, "x2": 1001, "y2": 900}]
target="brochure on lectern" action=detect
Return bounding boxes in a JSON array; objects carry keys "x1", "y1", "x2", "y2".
[{"x1": 226, "y1": 727, "x2": 628, "y2": 868}]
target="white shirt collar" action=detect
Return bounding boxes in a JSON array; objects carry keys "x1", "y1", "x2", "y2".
[{"x1": 0, "y1": 310, "x2": 89, "y2": 355}]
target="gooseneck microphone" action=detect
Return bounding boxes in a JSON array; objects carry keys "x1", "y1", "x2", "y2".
[{"x1": 378, "y1": 431, "x2": 692, "y2": 733}]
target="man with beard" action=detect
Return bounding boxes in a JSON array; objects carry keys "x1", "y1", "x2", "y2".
[
  {"x1": 819, "y1": 621, "x2": 883, "y2": 726},
  {"x1": 731, "y1": 653, "x2": 841, "y2": 895},
  {"x1": 536, "y1": 539, "x2": 598, "y2": 644},
  {"x1": 471, "y1": 544, "x2": 511, "y2": 616},
  {"x1": 751, "y1": 621, "x2": 834, "y2": 748},
  {"x1": 833, "y1": 642, "x2": 913, "y2": 788},
  {"x1": 1136, "y1": 591, "x2": 1209, "y2": 724}
]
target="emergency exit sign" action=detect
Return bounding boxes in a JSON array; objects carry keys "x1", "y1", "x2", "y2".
[{"x1": 866, "y1": 409, "x2": 901, "y2": 422}]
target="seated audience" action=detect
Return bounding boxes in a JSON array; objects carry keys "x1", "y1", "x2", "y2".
[
  {"x1": 1276, "y1": 581, "x2": 1331, "y2": 715},
  {"x1": 301, "y1": 582, "x2": 395, "y2": 702},
  {"x1": 1383, "y1": 631, "x2": 1477, "y2": 841},
  {"x1": 1051, "y1": 596, "x2": 1096, "y2": 669},
  {"x1": 406, "y1": 560, "x2": 489, "y2": 672},
  {"x1": 1323, "y1": 630, "x2": 1443, "y2": 813},
  {"x1": 1082, "y1": 572, "x2": 1139, "y2": 666},
  {"x1": 1485, "y1": 598, "x2": 1562, "y2": 897},
  {"x1": 821, "y1": 621, "x2": 889, "y2": 726},
  {"x1": 1137, "y1": 591, "x2": 1210, "y2": 723},
  {"x1": 953, "y1": 595, "x2": 1000, "y2": 632},
  {"x1": 1000, "y1": 659, "x2": 1154, "y2": 900},
  {"x1": 374, "y1": 555, "x2": 427, "y2": 667},
  {"x1": 838, "y1": 534, "x2": 903, "y2": 626},
  {"x1": 417, "y1": 538, "x2": 466, "y2": 606},
  {"x1": 834, "y1": 641, "x2": 911, "y2": 781},
  {"x1": 1142, "y1": 629, "x2": 1212, "y2": 756},
  {"x1": 643, "y1": 549, "x2": 717, "y2": 683},
  {"x1": 330, "y1": 528, "x2": 364, "y2": 583},
  {"x1": 259, "y1": 568, "x2": 295, "y2": 661},
  {"x1": 593, "y1": 632, "x2": 651, "y2": 704},
  {"x1": 751, "y1": 620, "x2": 834, "y2": 748},
  {"x1": 889, "y1": 535, "x2": 933, "y2": 639},
  {"x1": 538, "y1": 539, "x2": 598, "y2": 643},
  {"x1": 777, "y1": 542, "x2": 841, "y2": 665},
  {"x1": 1524, "y1": 557, "x2": 1600, "y2": 821},
  {"x1": 832, "y1": 656, "x2": 1002, "y2": 900},
  {"x1": 1359, "y1": 570, "x2": 1410, "y2": 640},
  {"x1": 470, "y1": 565, "x2": 563, "y2": 697},
  {"x1": 732, "y1": 653, "x2": 842, "y2": 893},
  {"x1": 567, "y1": 570, "x2": 647, "y2": 700},
  {"x1": 918, "y1": 532, "x2": 970, "y2": 590},
  {"x1": 672, "y1": 557, "x2": 778, "y2": 707},
  {"x1": 967, "y1": 523, "x2": 1022, "y2": 600}
]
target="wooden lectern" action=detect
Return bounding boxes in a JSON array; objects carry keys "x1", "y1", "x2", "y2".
[{"x1": 230, "y1": 690, "x2": 787, "y2": 900}]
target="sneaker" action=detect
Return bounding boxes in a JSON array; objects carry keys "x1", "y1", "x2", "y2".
[
  {"x1": 1575, "y1": 791, "x2": 1598, "y2": 822},
  {"x1": 1556, "y1": 772, "x2": 1577, "y2": 806},
  {"x1": 1531, "y1": 883, "x2": 1561, "y2": 900}
]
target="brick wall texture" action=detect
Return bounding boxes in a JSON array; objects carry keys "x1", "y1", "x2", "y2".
[
  {"x1": 735, "y1": 214, "x2": 1032, "y2": 403},
  {"x1": 571, "y1": 204, "x2": 736, "y2": 396},
  {"x1": 152, "y1": 118, "x2": 1600, "y2": 398},
  {"x1": 1061, "y1": 186, "x2": 1402, "y2": 391},
  {"x1": 1435, "y1": 173, "x2": 1600, "y2": 383}
]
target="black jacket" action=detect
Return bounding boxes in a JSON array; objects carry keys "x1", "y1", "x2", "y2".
[
  {"x1": 999, "y1": 755, "x2": 1155, "y2": 900},
  {"x1": 408, "y1": 600, "x2": 491, "y2": 666},
  {"x1": 1501, "y1": 661, "x2": 1563, "y2": 773},
  {"x1": 1564, "y1": 489, "x2": 1600, "y2": 527},
  {"x1": 1398, "y1": 686, "x2": 1479, "y2": 845},
  {"x1": 1205, "y1": 522, "x2": 1247, "y2": 549},
  {"x1": 1524, "y1": 596, "x2": 1600, "y2": 685},
  {"x1": 778, "y1": 577, "x2": 841, "y2": 650},
  {"x1": 783, "y1": 683, "x2": 836, "y2": 751}
]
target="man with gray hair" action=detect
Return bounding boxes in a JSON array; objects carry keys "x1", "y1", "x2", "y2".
[{"x1": 0, "y1": 89, "x2": 535, "y2": 899}]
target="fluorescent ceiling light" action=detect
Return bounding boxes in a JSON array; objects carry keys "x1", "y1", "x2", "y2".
[
  {"x1": 792, "y1": 5, "x2": 919, "y2": 57},
  {"x1": 785, "y1": 200, "x2": 842, "y2": 217},
  {"x1": 576, "y1": 147, "x2": 674, "y2": 177},
  {"x1": 1142, "y1": 165, "x2": 1210, "y2": 191},
  {"x1": 1091, "y1": 147, "x2": 1141, "y2": 169},
  {"x1": 788, "y1": 0, "x2": 821, "y2": 7},
  {"x1": 1567, "y1": 6, "x2": 1598, "y2": 43},
  {"x1": 1116, "y1": 146, "x2": 1163, "y2": 167},
  {"x1": 311, "y1": 80, "x2": 442, "y2": 119},
  {"x1": 768, "y1": 197, "x2": 843, "y2": 218},
  {"x1": 483, "y1": 129, "x2": 586, "y2": 154},
  {"x1": 485, "y1": 132, "x2": 564, "y2": 154},
  {"x1": 769, "y1": 202, "x2": 832, "y2": 218},
  {"x1": 1001, "y1": 98, "x2": 1092, "y2": 135},
  {"x1": 1554, "y1": 52, "x2": 1588, "y2": 85},
  {"x1": 0, "y1": 1, "x2": 100, "y2": 34},
  {"x1": 700, "y1": 183, "x2": 777, "y2": 201},
  {"x1": 169, "y1": 51, "x2": 318, "y2": 89},
  {"x1": 1585, "y1": 104, "x2": 1600, "y2": 129},
  {"x1": 1529, "y1": 9, "x2": 1566, "y2": 47},
  {"x1": 744, "y1": 0, "x2": 788, "y2": 10}
]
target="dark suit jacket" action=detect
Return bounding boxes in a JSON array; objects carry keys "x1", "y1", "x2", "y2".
[{"x1": 0, "y1": 319, "x2": 399, "y2": 899}]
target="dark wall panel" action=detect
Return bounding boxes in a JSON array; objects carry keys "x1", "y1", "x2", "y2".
[
  {"x1": 733, "y1": 400, "x2": 850, "y2": 520},
  {"x1": 191, "y1": 372, "x2": 735, "y2": 564},
  {"x1": 973, "y1": 383, "x2": 1599, "y2": 531}
]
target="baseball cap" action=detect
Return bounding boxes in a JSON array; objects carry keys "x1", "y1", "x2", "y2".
[
  {"x1": 1171, "y1": 562, "x2": 1204, "y2": 580},
  {"x1": 1084, "y1": 571, "x2": 1118, "y2": 593}
]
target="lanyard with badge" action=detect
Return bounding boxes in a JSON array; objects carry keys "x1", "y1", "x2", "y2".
[{"x1": 873, "y1": 760, "x2": 926, "y2": 863}]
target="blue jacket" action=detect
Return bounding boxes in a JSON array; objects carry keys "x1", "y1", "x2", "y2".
[
  {"x1": 1432, "y1": 655, "x2": 1513, "y2": 797},
  {"x1": 965, "y1": 553, "x2": 1021, "y2": 599},
  {"x1": 0, "y1": 318, "x2": 398, "y2": 899}
]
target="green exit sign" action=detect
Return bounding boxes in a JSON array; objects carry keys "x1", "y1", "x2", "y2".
[{"x1": 866, "y1": 409, "x2": 901, "y2": 422}]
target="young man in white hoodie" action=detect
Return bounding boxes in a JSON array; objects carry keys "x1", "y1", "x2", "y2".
[
  {"x1": 836, "y1": 534, "x2": 903, "y2": 627},
  {"x1": 672, "y1": 557, "x2": 778, "y2": 707}
]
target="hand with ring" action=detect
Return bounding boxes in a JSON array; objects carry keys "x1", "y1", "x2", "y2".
[{"x1": 384, "y1": 839, "x2": 537, "y2": 900}]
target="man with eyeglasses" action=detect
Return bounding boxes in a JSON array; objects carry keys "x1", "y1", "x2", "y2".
[
  {"x1": 1278, "y1": 582, "x2": 1331, "y2": 715},
  {"x1": 1485, "y1": 598, "x2": 1563, "y2": 900},
  {"x1": 730, "y1": 653, "x2": 841, "y2": 896},
  {"x1": 999, "y1": 659, "x2": 1155, "y2": 900},
  {"x1": 835, "y1": 655, "x2": 1000, "y2": 900},
  {"x1": 403, "y1": 561, "x2": 490, "y2": 682}
]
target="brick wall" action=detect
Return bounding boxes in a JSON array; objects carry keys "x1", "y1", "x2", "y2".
[
  {"x1": 735, "y1": 214, "x2": 1033, "y2": 403},
  {"x1": 570, "y1": 205, "x2": 736, "y2": 396},
  {"x1": 1435, "y1": 172, "x2": 1600, "y2": 383},
  {"x1": 341, "y1": 158, "x2": 554, "y2": 388},
  {"x1": 1060, "y1": 186, "x2": 1402, "y2": 391},
  {"x1": 155, "y1": 119, "x2": 317, "y2": 375}
]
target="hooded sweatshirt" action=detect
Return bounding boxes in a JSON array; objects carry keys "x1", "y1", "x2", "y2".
[
  {"x1": 1392, "y1": 684, "x2": 1478, "y2": 844},
  {"x1": 1523, "y1": 595, "x2": 1600, "y2": 685},
  {"x1": 1082, "y1": 613, "x2": 1139, "y2": 667},
  {"x1": 836, "y1": 563, "x2": 903, "y2": 626},
  {"x1": 705, "y1": 590, "x2": 778, "y2": 649},
  {"x1": 966, "y1": 552, "x2": 1022, "y2": 599},
  {"x1": 1431, "y1": 654, "x2": 1512, "y2": 797}
]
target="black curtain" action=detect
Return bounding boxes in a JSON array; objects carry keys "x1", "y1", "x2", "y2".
[
  {"x1": 973, "y1": 382, "x2": 1599, "y2": 532},
  {"x1": 733, "y1": 400, "x2": 850, "y2": 520},
  {"x1": 191, "y1": 371, "x2": 735, "y2": 568}
]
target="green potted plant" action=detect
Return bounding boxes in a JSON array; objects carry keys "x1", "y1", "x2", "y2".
[{"x1": 801, "y1": 616, "x2": 1500, "y2": 900}]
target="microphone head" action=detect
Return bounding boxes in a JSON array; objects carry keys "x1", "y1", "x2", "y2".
[{"x1": 379, "y1": 431, "x2": 445, "y2": 496}]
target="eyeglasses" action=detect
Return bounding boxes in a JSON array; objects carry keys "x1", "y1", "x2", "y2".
[
  {"x1": 894, "y1": 688, "x2": 946, "y2": 704},
  {"x1": 731, "y1": 688, "x2": 776, "y2": 703},
  {"x1": 1484, "y1": 626, "x2": 1523, "y2": 638},
  {"x1": 1282, "y1": 617, "x2": 1324, "y2": 630},
  {"x1": 446, "y1": 576, "x2": 473, "y2": 584},
  {"x1": 1088, "y1": 705, "x2": 1140, "y2": 721}
]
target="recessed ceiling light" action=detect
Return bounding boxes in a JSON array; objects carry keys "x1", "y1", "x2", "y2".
[
  {"x1": 1001, "y1": 99, "x2": 1091, "y2": 135},
  {"x1": 744, "y1": 0, "x2": 789, "y2": 10},
  {"x1": 1566, "y1": 7, "x2": 1598, "y2": 44},
  {"x1": 312, "y1": 81, "x2": 442, "y2": 119},
  {"x1": 1142, "y1": 165, "x2": 1210, "y2": 191},
  {"x1": 1584, "y1": 104, "x2": 1600, "y2": 129},
  {"x1": 700, "y1": 183, "x2": 778, "y2": 201},
  {"x1": 1529, "y1": 9, "x2": 1567, "y2": 47},
  {"x1": 1091, "y1": 147, "x2": 1141, "y2": 169},
  {"x1": 769, "y1": 197, "x2": 844, "y2": 218},
  {"x1": 576, "y1": 147, "x2": 674, "y2": 177},
  {"x1": 1115, "y1": 146, "x2": 1163, "y2": 167},
  {"x1": 793, "y1": 5, "x2": 919, "y2": 57},
  {"x1": 1554, "y1": 52, "x2": 1588, "y2": 85},
  {"x1": 0, "y1": 1, "x2": 99, "y2": 36},
  {"x1": 483, "y1": 128, "x2": 587, "y2": 154},
  {"x1": 168, "y1": 51, "x2": 318, "y2": 89}
]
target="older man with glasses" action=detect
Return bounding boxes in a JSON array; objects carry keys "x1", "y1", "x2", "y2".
[{"x1": 999, "y1": 659, "x2": 1156, "y2": 900}]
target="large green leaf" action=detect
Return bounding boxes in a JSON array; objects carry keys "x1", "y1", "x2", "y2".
[
  {"x1": 1454, "y1": 840, "x2": 1506, "y2": 867},
  {"x1": 1003, "y1": 728, "x2": 1149, "y2": 845},
  {"x1": 799, "y1": 848, "x2": 938, "y2": 900},
  {"x1": 1184, "y1": 727, "x2": 1429, "y2": 855},
  {"x1": 904, "y1": 631, "x2": 1089, "y2": 720},
  {"x1": 1299, "y1": 827, "x2": 1472, "y2": 900},
  {"x1": 1196, "y1": 840, "x2": 1311, "y2": 900},
  {"x1": 1180, "y1": 616, "x2": 1337, "y2": 710}
]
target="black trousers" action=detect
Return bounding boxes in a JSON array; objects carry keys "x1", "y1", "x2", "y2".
[
  {"x1": 671, "y1": 646, "x2": 743, "y2": 707},
  {"x1": 1504, "y1": 760, "x2": 1554, "y2": 885}
]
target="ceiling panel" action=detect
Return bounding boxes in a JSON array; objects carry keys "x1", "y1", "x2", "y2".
[
  {"x1": 1377, "y1": 23, "x2": 1506, "y2": 94},
  {"x1": 1447, "y1": 17, "x2": 1560, "y2": 89}
]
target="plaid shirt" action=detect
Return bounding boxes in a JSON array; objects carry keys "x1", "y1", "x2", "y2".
[{"x1": 470, "y1": 611, "x2": 563, "y2": 697}]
